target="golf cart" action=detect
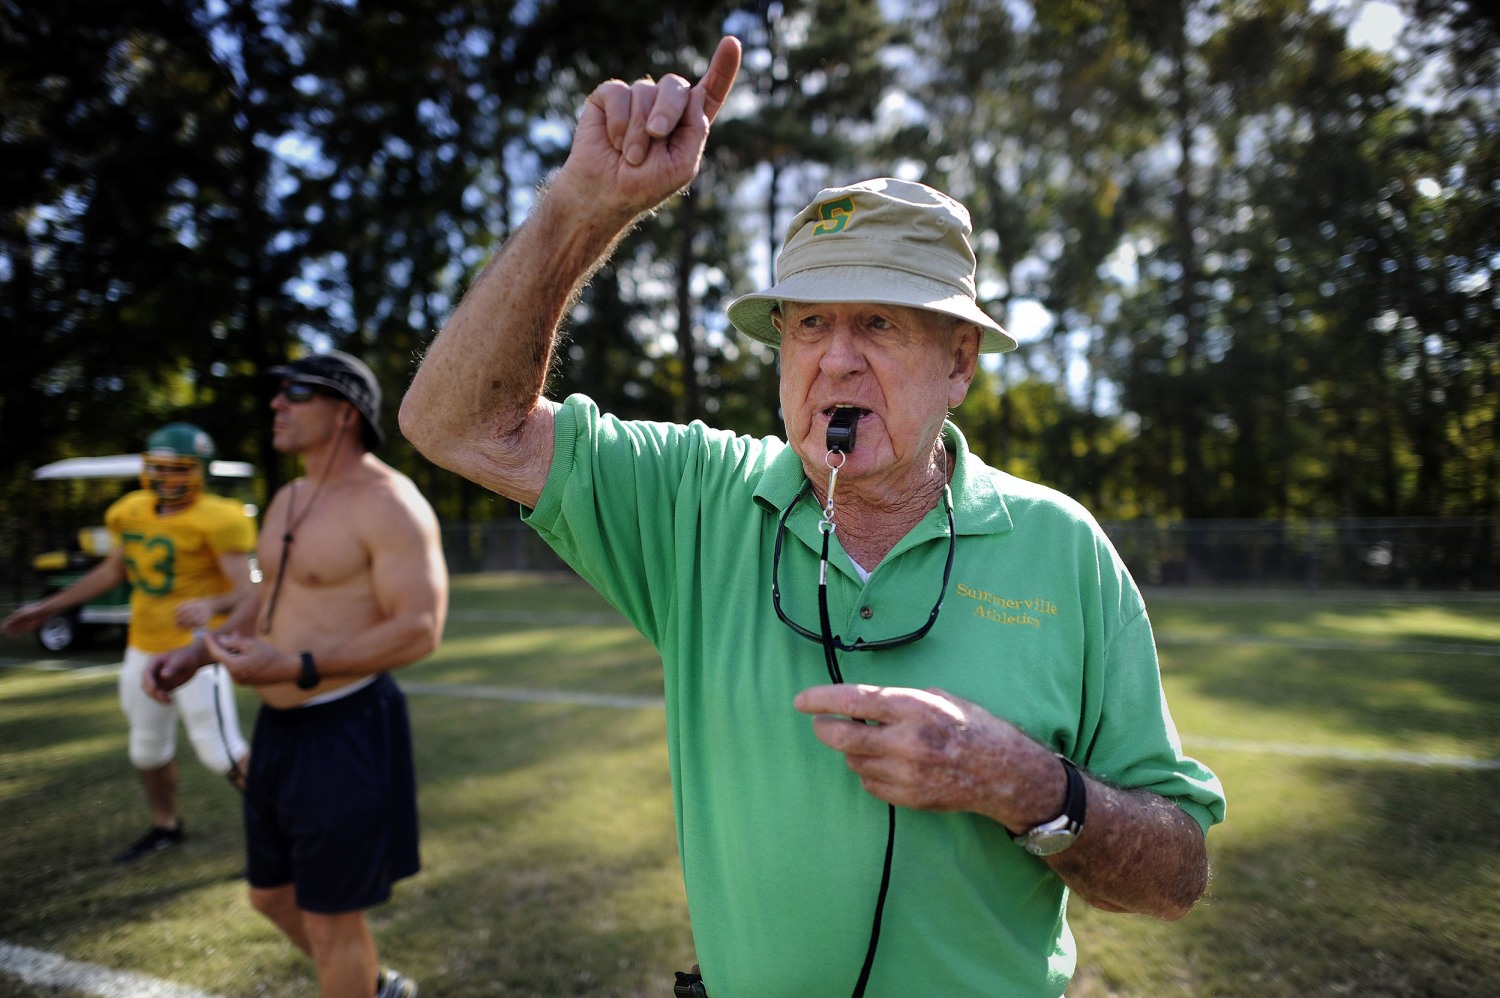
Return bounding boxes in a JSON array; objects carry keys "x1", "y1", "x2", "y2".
[{"x1": 26, "y1": 454, "x2": 257, "y2": 653}]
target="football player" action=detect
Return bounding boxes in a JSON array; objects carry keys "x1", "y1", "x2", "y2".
[{"x1": 3, "y1": 422, "x2": 259, "y2": 861}]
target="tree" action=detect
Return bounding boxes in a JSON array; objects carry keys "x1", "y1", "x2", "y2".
[
  {"x1": 0, "y1": 1, "x2": 254, "y2": 467},
  {"x1": 899, "y1": 0, "x2": 1168, "y2": 512},
  {"x1": 3, "y1": 0, "x2": 1494, "y2": 557}
]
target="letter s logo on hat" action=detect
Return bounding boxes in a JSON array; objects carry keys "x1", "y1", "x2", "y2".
[
  {"x1": 812, "y1": 195, "x2": 856, "y2": 235},
  {"x1": 725, "y1": 177, "x2": 1017, "y2": 354}
]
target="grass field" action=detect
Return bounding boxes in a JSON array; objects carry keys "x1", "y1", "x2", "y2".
[{"x1": 2, "y1": 573, "x2": 1497, "y2": 997}]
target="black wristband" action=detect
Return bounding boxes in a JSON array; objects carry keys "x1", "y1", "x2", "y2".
[{"x1": 295, "y1": 650, "x2": 320, "y2": 690}]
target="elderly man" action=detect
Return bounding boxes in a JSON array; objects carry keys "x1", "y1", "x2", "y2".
[{"x1": 401, "y1": 36, "x2": 1224, "y2": 998}]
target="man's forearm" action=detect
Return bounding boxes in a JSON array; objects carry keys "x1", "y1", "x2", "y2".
[
  {"x1": 1047, "y1": 778, "x2": 1209, "y2": 920},
  {"x1": 197, "y1": 588, "x2": 245, "y2": 618},
  {"x1": 211, "y1": 590, "x2": 263, "y2": 643},
  {"x1": 404, "y1": 36, "x2": 738, "y2": 499},
  {"x1": 401, "y1": 175, "x2": 642, "y2": 480},
  {"x1": 302, "y1": 609, "x2": 442, "y2": 681},
  {"x1": 41, "y1": 554, "x2": 127, "y2": 613}
]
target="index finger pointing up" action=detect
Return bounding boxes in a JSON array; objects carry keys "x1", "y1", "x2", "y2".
[{"x1": 698, "y1": 35, "x2": 742, "y2": 124}]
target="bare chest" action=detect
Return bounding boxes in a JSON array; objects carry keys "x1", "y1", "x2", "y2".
[{"x1": 259, "y1": 492, "x2": 371, "y2": 592}]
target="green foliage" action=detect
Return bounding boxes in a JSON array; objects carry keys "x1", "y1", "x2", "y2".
[{"x1": 1, "y1": 0, "x2": 1495, "y2": 545}]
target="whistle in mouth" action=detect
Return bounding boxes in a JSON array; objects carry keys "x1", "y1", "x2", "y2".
[{"x1": 826, "y1": 408, "x2": 859, "y2": 454}]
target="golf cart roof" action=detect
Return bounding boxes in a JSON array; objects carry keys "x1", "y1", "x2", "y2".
[{"x1": 34, "y1": 455, "x2": 257, "y2": 481}]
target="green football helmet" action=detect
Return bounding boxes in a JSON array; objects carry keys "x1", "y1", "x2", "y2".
[{"x1": 142, "y1": 422, "x2": 215, "y2": 504}]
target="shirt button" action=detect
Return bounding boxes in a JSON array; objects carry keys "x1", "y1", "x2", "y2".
[{"x1": 859, "y1": 606, "x2": 873, "y2": 619}]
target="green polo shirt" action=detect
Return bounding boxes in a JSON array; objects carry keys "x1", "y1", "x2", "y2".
[{"x1": 524, "y1": 395, "x2": 1225, "y2": 998}]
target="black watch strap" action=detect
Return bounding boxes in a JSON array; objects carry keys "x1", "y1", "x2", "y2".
[
  {"x1": 295, "y1": 650, "x2": 320, "y2": 690},
  {"x1": 1056, "y1": 755, "x2": 1086, "y2": 828},
  {"x1": 1011, "y1": 754, "x2": 1087, "y2": 856}
]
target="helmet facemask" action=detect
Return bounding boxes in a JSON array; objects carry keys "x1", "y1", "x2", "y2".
[
  {"x1": 141, "y1": 422, "x2": 216, "y2": 506},
  {"x1": 142, "y1": 454, "x2": 205, "y2": 505}
]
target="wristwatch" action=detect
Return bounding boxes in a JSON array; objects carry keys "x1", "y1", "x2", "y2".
[
  {"x1": 1012, "y1": 754, "x2": 1087, "y2": 857},
  {"x1": 295, "y1": 650, "x2": 320, "y2": 690}
]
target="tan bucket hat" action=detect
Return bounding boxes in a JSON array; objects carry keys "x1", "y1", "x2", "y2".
[{"x1": 726, "y1": 177, "x2": 1016, "y2": 353}]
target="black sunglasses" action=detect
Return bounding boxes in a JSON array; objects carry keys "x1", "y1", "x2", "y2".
[{"x1": 275, "y1": 382, "x2": 333, "y2": 404}]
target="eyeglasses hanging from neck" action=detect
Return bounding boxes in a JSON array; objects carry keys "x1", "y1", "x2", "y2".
[{"x1": 770, "y1": 418, "x2": 957, "y2": 683}]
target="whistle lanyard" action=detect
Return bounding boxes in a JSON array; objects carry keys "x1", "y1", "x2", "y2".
[
  {"x1": 768, "y1": 449, "x2": 957, "y2": 998},
  {"x1": 817, "y1": 451, "x2": 850, "y2": 684}
]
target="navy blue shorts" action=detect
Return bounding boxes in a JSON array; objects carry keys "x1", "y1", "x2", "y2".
[{"x1": 244, "y1": 673, "x2": 420, "y2": 913}]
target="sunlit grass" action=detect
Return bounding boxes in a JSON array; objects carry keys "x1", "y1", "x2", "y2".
[
  {"x1": 1144, "y1": 591, "x2": 1500, "y2": 645},
  {"x1": 1159, "y1": 636, "x2": 1498, "y2": 758},
  {"x1": 2, "y1": 575, "x2": 1496, "y2": 996}
]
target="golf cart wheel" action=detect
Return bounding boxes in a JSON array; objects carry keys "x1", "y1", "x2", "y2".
[{"x1": 37, "y1": 611, "x2": 82, "y2": 653}]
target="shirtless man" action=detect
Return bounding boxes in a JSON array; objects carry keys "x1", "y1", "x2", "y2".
[{"x1": 146, "y1": 351, "x2": 448, "y2": 998}]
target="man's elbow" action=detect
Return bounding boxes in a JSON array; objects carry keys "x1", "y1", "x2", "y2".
[
  {"x1": 408, "y1": 611, "x2": 445, "y2": 662},
  {"x1": 1173, "y1": 855, "x2": 1211, "y2": 918},
  {"x1": 1130, "y1": 841, "x2": 1211, "y2": 922},
  {"x1": 1151, "y1": 885, "x2": 1204, "y2": 922},
  {"x1": 418, "y1": 623, "x2": 443, "y2": 660},
  {"x1": 399, "y1": 392, "x2": 503, "y2": 479},
  {"x1": 1149, "y1": 858, "x2": 1210, "y2": 922},
  {"x1": 1077, "y1": 858, "x2": 1209, "y2": 922},
  {"x1": 1079, "y1": 888, "x2": 1200, "y2": 923},
  {"x1": 397, "y1": 394, "x2": 444, "y2": 464}
]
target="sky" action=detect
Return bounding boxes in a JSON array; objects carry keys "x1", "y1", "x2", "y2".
[{"x1": 1341, "y1": 0, "x2": 1402, "y2": 52}]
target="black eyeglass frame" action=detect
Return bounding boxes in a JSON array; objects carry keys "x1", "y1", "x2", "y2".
[{"x1": 771, "y1": 478, "x2": 957, "y2": 655}]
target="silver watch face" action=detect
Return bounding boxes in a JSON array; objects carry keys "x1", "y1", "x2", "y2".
[{"x1": 1021, "y1": 828, "x2": 1077, "y2": 857}]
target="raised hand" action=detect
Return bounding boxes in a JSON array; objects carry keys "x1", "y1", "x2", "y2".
[{"x1": 560, "y1": 35, "x2": 741, "y2": 216}]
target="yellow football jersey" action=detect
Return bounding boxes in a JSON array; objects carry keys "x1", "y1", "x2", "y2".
[{"x1": 105, "y1": 490, "x2": 258, "y2": 653}]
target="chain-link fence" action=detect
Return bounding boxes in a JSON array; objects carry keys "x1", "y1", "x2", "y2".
[
  {"x1": 1099, "y1": 517, "x2": 1498, "y2": 592},
  {"x1": 438, "y1": 516, "x2": 1500, "y2": 592},
  {"x1": 438, "y1": 520, "x2": 575, "y2": 576}
]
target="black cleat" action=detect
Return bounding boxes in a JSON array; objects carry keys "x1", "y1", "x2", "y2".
[{"x1": 114, "y1": 823, "x2": 184, "y2": 863}]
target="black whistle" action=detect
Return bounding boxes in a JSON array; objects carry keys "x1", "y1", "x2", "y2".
[{"x1": 826, "y1": 408, "x2": 859, "y2": 454}]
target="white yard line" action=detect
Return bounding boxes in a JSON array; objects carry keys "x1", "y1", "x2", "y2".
[
  {"x1": 5, "y1": 655, "x2": 1496, "y2": 773},
  {"x1": 0, "y1": 940, "x2": 224, "y2": 998},
  {"x1": 401, "y1": 679, "x2": 665, "y2": 710},
  {"x1": 1, "y1": 629, "x2": 1495, "y2": 995},
  {"x1": 1154, "y1": 632, "x2": 1500, "y2": 656},
  {"x1": 400, "y1": 682, "x2": 1500, "y2": 771},
  {"x1": 1182, "y1": 736, "x2": 1500, "y2": 770}
]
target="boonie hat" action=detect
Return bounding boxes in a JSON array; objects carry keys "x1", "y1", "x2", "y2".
[
  {"x1": 726, "y1": 178, "x2": 1016, "y2": 353},
  {"x1": 267, "y1": 350, "x2": 385, "y2": 449}
]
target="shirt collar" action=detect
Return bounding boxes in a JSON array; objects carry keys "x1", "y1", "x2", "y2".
[{"x1": 944, "y1": 421, "x2": 1013, "y2": 536}]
